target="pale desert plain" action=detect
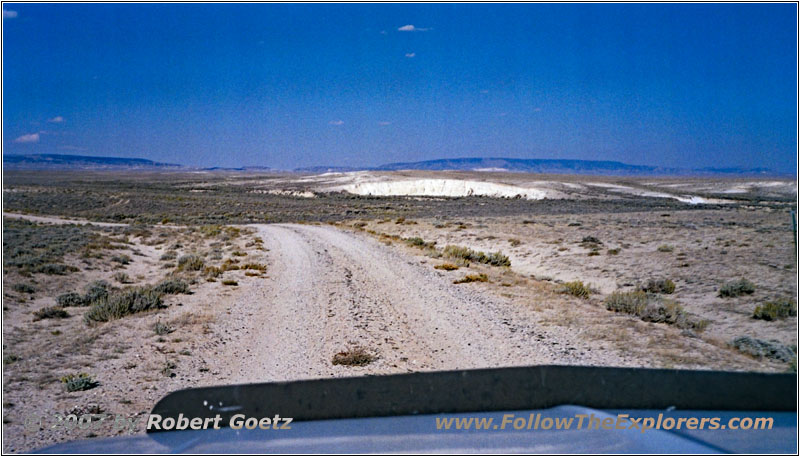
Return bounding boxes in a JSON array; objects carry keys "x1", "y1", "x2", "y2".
[{"x1": 1, "y1": 170, "x2": 797, "y2": 451}]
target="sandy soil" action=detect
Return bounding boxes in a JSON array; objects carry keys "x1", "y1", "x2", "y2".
[{"x1": 219, "y1": 224, "x2": 630, "y2": 384}]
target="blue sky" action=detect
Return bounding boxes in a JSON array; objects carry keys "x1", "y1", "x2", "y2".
[{"x1": 2, "y1": 3, "x2": 797, "y2": 172}]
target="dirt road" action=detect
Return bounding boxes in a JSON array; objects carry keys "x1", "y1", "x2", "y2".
[{"x1": 224, "y1": 223, "x2": 570, "y2": 383}]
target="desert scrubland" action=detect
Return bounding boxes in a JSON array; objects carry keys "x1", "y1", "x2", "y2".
[{"x1": 2, "y1": 170, "x2": 796, "y2": 451}]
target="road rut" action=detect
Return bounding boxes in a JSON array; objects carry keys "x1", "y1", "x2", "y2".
[{"x1": 228, "y1": 223, "x2": 557, "y2": 383}]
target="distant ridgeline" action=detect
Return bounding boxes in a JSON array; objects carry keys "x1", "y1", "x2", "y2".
[
  {"x1": 296, "y1": 157, "x2": 777, "y2": 177},
  {"x1": 3, "y1": 154, "x2": 779, "y2": 176},
  {"x1": 3, "y1": 154, "x2": 181, "y2": 170}
]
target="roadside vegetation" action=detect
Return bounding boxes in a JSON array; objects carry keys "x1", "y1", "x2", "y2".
[{"x1": 332, "y1": 346, "x2": 376, "y2": 367}]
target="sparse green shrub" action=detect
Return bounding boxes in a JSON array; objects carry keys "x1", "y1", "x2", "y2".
[
  {"x1": 84, "y1": 280, "x2": 110, "y2": 305},
  {"x1": 605, "y1": 290, "x2": 648, "y2": 314},
  {"x1": 730, "y1": 336, "x2": 795, "y2": 362},
  {"x1": 508, "y1": 238, "x2": 522, "y2": 247},
  {"x1": 57, "y1": 292, "x2": 86, "y2": 307},
  {"x1": 153, "y1": 320, "x2": 174, "y2": 335},
  {"x1": 3, "y1": 354, "x2": 21, "y2": 365},
  {"x1": 231, "y1": 250, "x2": 246, "y2": 257},
  {"x1": 153, "y1": 279, "x2": 189, "y2": 295},
  {"x1": 486, "y1": 251, "x2": 511, "y2": 267},
  {"x1": 453, "y1": 273, "x2": 489, "y2": 284},
  {"x1": 113, "y1": 272, "x2": 133, "y2": 284},
  {"x1": 561, "y1": 281, "x2": 590, "y2": 299},
  {"x1": 84, "y1": 287, "x2": 164, "y2": 323},
  {"x1": 332, "y1": 346, "x2": 375, "y2": 366},
  {"x1": 221, "y1": 279, "x2": 238, "y2": 286},
  {"x1": 641, "y1": 278, "x2": 676, "y2": 294},
  {"x1": 638, "y1": 299, "x2": 687, "y2": 326},
  {"x1": 61, "y1": 373, "x2": 99, "y2": 392},
  {"x1": 161, "y1": 360, "x2": 177, "y2": 377},
  {"x1": 33, "y1": 307, "x2": 69, "y2": 321},
  {"x1": 34, "y1": 264, "x2": 78, "y2": 275},
  {"x1": 434, "y1": 263, "x2": 459, "y2": 271},
  {"x1": 719, "y1": 278, "x2": 756, "y2": 298},
  {"x1": 405, "y1": 237, "x2": 435, "y2": 249},
  {"x1": 111, "y1": 254, "x2": 131, "y2": 265},
  {"x1": 12, "y1": 283, "x2": 36, "y2": 294},
  {"x1": 3, "y1": 219, "x2": 110, "y2": 274},
  {"x1": 160, "y1": 251, "x2": 177, "y2": 261},
  {"x1": 177, "y1": 254, "x2": 204, "y2": 271},
  {"x1": 657, "y1": 245, "x2": 674, "y2": 253},
  {"x1": 753, "y1": 298, "x2": 797, "y2": 321}
]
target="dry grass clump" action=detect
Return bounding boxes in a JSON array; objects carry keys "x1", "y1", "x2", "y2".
[
  {"x1": 242, "y1": 263, "x2": 267, "y2": 272},
  {"x1": 657, "y1": 244, "x2": 674, "y2": 252},
  {"x1": 641, "y1": 278, "x2": 676, "y2": 294},
  {"x1": 177, "y1": 254, "x2": 204, "y2": 271},
  {"x1": 753, "y1": 298, "x2": 797, "y2": 321},
  {"x1": 332, "y1": 346, "x2": 375, "y2": 366},
  {"x1": 718, "y1": 278, "x2": 756, "y2": 297},
  {"x1": 560, "y1": 281, "x2": 590, "y2": 299},
  {"x1": 443, "y1": 245, "x2": 511, "y2": 267},
  {"x1": 221, "y1": 279, "x2": 238, "y2": 286},
  {"x1": 434, "y1": 263, "x2": 460, "y2": 271},
  {"x1": 604, "y1": 291, "x2": 708, "y2": 331},
  {"x1": 405, "y1": 237, "x2": 436, "y2": 249},
  {"x1": 453, "y1": 273, "x2": 488, "y2": 284}
]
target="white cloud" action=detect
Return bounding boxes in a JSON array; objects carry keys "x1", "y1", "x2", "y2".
[
  {"x1": 14, "y1": 133, "x2": 39, "y2": 144},
  {"x1": 405, "y1": 53, "x2": 416, "y2": 58},
  {"x1": 48, "y1": 116, "x2": 65, "y2": 123},
  {"x1": 398, "y1": 24, "x2": 430, "y2": 32},
  {"x1": 3, "y1": 10, "x2": 18, "y2": 19},
  {"x1": 378, "y1": 121, "x2": 391, "y2": 126},
  {"x1": 329, "y1": 120, "x2": 344, "y2": 126}
]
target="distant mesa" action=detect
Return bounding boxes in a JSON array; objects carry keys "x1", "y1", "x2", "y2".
[
  {"x1": 4, "y1": 154, "x2": 180, "y2": 170},
  {"x1": 2, "y1": 154, "x2": 783, "y2": 177}
]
